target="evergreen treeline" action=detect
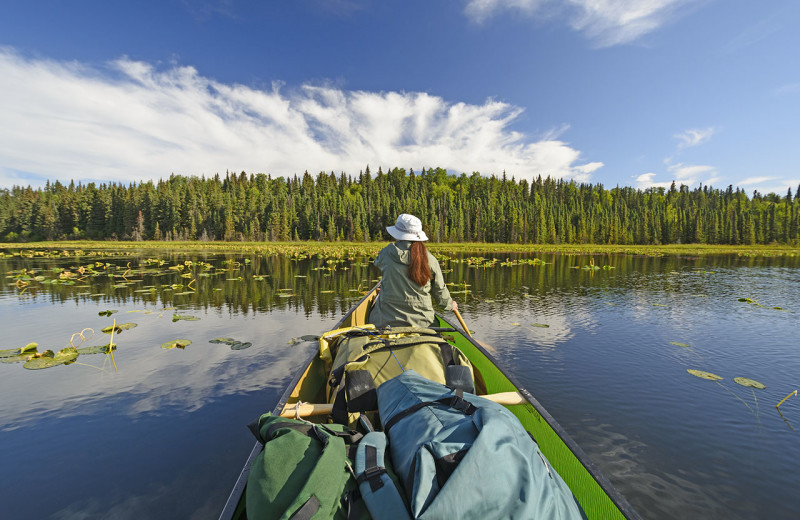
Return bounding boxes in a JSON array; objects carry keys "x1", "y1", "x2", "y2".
[{"x1": 1, "y1": 167, "x2": 799, "y2": 245}]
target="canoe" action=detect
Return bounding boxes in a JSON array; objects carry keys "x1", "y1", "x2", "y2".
[{"x1": 219, "y1": 285, "x2": 642, "y2": 519}]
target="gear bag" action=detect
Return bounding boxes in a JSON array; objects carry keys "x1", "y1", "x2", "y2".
[
  {"x1": 245, "y1": 413, "x2": 367, "y2": 520},
  {"x1": 322, "y1": 327, "x2": 476, "y2": 425},
  {"x1": 372, "y1": 370, "x2": 587, "y2": 520}
]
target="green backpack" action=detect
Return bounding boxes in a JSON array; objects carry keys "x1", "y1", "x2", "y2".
[{"x1": 245, "y1": 413, "x2": 366, "y2": 520}]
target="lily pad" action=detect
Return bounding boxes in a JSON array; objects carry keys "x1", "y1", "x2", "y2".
[
  {"x1": 687, "y1": 369, "x2": 723, "y2": 381},
  {"x1": 734, "y1": 377, "x2": 766, "y2": 389},
  {"x1": 102, "y1": 323, "x2": 137, "y2": 334},
  {"x1": 670, "y1": 341, "x2": 690, "y2": 348},
  {"x1": 0, "y1": 342, "x2": 38, "y2": 359},
  {"x1": 161, "y1": 339, "x2": 192, "y2": 350},
  {"x1": 209, "y1": 337, "x2": 237, "y2": 344},
  {"x1": 530, "y1": 323, "x2": 550, "y2": 328},
  {"x1": 24, "y1": 348, "x2": 79, "y2": 370},
  {"x1": 98, "y1": 310, "x2": 118, "y2": 317},
  {"x1": 77, "y1": 344, "x2": 117, "y2": 355},
  {"x1": 209, "y1": 337, "x2": 252, "y2": 350},
  {"x1": 172, "y1": 314, "x2": 200, "y2": 322},
  {"x1": 1, "y1": 343, "x2": 40, "y2": 364}
]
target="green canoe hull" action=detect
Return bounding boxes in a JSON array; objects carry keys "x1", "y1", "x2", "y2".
[{"x1": 219, "y1": 286, "x2": 641, "y2": 520}]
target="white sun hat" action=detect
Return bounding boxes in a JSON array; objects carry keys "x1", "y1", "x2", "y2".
[{"x1": 386, "y1": 213, "x2": 429, "y2": 241}]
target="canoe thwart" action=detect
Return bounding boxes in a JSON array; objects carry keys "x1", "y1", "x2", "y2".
[{"x1": 279, "y1": 391, "x2": 527, "y2": 418}]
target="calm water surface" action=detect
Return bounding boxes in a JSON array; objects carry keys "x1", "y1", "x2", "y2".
[{"x1": 1, "y1": 249, "x2": 798, "y2": 519}]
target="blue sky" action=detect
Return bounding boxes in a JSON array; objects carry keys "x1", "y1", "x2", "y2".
[{"x1": 1, "y1": 1, "x2": 798, "y2": 196}]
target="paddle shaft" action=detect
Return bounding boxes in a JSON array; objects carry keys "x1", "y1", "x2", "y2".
[
  {"x1": 452, "y1": 307, "x2": 498, "y2": 353},
  {"x1": 453, "y1": 307, "x2": 472, "y2": 337},
  {"x1": 280, "y1": 390, "x2": 527, "y2": 418}
]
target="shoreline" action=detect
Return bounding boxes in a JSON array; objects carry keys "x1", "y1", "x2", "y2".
[{"x1": 1, "y1": 240, "x2": 798, "y2": 257}]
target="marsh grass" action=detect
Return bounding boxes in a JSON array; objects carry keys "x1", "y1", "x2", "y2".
[{"x1": 1, "y1": 240, "x2": 798, "y2": 259}]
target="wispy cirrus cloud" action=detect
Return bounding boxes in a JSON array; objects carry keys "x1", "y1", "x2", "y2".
[
  {"x1": 463, "y1": 0, "x2": 701, "y2": 47},
  {"x1": 674, "y1": 127, "x2": 715, "y2": 149},
  {"x1": 0, "y1": 48, "x2": 600, "y2": 188}
]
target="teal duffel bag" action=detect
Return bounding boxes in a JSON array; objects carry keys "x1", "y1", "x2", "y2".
[{"x1": 369, "y1": 370, "x2": 586, "y2": 520}]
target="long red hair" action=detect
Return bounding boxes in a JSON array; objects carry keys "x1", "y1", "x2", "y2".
[{"x1": 408, "y1": 241, "x2": 432, "y2": 286}]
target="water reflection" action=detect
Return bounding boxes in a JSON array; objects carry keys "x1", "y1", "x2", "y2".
[{"x1": 1, "y1": 250, "x2": 799, "y2": 520}]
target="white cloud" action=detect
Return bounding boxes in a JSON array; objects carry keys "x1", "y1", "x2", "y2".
[
  {"x1": 738, "y1": 176, "x2": 776, "y2": 186},
  {"x1": 668, "y1": 162, "x2": 715, "y2": 183},
  {"x1": 635, "y1": 172, "x2": 672, "y2": 189},
  {"x1": 0, "y1": 49, "x2": 600, "y2": 187},
  {"x1": 674, "y1": 127, "x2": 715, "y2": 149},
  {"x1": 635, "y1": 161, "x2": 718, "y2": 190},
  {"x1": 463, "y1": 0, "x2": 699, "y2": 47}
]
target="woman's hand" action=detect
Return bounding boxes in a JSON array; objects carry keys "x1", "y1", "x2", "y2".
[{"x1": 451, "y1": 301, "x2": 458, "y2": 312}]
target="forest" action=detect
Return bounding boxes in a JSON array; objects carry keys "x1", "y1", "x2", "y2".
[{"x1": 1, "y1": 167, "x2": 799, "y2": 245}]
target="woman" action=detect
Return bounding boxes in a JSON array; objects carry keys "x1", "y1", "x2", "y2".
[{"x1": 369, "y1": 213, "x2": 458, "y2": 328}]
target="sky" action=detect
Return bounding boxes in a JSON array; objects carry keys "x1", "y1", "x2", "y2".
[{"x1": 1, "y1": 0, "x2": 799, "y2": 196}]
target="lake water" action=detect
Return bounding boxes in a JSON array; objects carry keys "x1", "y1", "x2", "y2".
[{"x1": 1, "y1": 249, "x2": 799, "y2": 519}]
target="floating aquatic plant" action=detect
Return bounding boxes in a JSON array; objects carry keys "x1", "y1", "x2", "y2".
[
  {"x1": 23, "y1": 347, "x2": 79, "y2": 370},
  {"x1": 0, "y1": 342, "x2": 38, "y2": 358},
  {"x1": 172, "y1": 314, "x2": 200, "y2": 322},
  {"x1": 98, "y1": 310, "x2": 118, "y2": 317},
  {"x1": 670, "y1": 341, "x2": 690, "y2": 348},
  {"x1": 77, "y1": 344, "x2": 117, "y2": 355},
  {"x1": 209, "y1": 337, "x2": 237, "y2": 344},
  {"x1": 530, "y1": 323, "x2": 550, "y2": 328},
  {"x1": 734, "y1": 377, "x2": 765, "y2": 390},
  {"x1": 209, "y1": 337, "x2": 253, "y2": 350},
  {"x1": 287, "y1": 335, "x2": 320, "y2": 345},
  {"x1": 0, "y1": 343, "x2": 39, "y2": 363},
  {"x1": 102, "y1": 323, "x2": 137, "y2": 333},
  {"x1": 688, "y1": 369, "x2": 759, "y2": 415},
  {"x1": 734, "y1": 377, "x2": 766, "y2": 419},
  {"x1": 687, "y1": 369, "x2": 723, "y2": 381},
  {"x1": 161, "y1": 339, "x2": 192, "y2": 350}
]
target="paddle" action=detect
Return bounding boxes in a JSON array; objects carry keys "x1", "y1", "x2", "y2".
[
  {"x1": 281, "y1": 390, "x2": 527, "y2": 418},
  {"x1": 453, "y1": 307, "x2": 497, "y2": 353},
  {"x1": 452, "y1": 307, "x2": 472, "y2": 337}
]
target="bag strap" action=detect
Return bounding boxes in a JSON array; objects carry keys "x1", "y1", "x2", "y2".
[
  {"x1": 249, "y1": 415, "x2": 363, "y2": 446},
  {"x1": 355, "y1": 432, "x2": 411, "y2": 520},
  {"x1": 382, "y1": 391, "x2": 477, "y2": 434},
  {"x1": 330, "y1": 367, "x2": 379, "y2": 425},
  {"x1": 289, "y1": 496, "x2": 321, "y2": 520}
]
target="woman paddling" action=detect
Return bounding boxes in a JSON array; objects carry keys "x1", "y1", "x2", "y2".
[{"x1": 369, "y1": 213, "x2": 458, "y2": 328}]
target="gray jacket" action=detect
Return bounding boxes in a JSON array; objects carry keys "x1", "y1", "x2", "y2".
[{"x1": 369, "y1": 241, "x2": 454, "y2": 328}]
